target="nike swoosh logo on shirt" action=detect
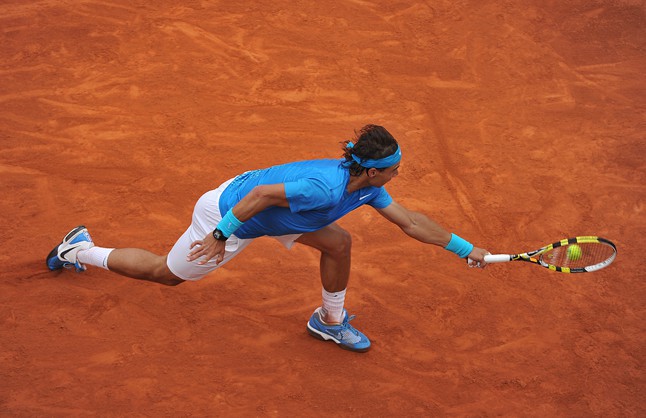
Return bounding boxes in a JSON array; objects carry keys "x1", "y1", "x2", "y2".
[{"x1": 359, "y1": 194, "x2": 373, "y2": 201}]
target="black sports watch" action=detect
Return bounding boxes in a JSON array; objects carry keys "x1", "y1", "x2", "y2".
[{"x1": 212, "y1": 228, "x2": 228, "y2": 241}]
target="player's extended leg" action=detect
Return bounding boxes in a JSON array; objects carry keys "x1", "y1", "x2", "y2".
[
  {"x1": 46, "y1": 225, "x2": 183, "y2": 286},
  {"x1": 296, "y1": 223, "x2": 371, "y2": 353},
  {"x1": 104, "y1": 249, "x2": 182, "y2": 286},
  {"x1": 48, "y1": 182, "x2": 238, "y2": 287}
]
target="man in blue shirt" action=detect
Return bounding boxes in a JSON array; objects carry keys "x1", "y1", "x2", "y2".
[{"x1": 47, "y1": 124, "x2": 490, "y2": 352}]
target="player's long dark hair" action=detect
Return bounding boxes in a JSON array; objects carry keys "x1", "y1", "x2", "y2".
[{"x1": 341, "y1": 124, "x2": 399, "y2": 176}]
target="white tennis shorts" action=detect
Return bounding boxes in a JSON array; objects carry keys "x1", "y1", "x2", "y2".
[{"x1": 167, "y1": 178, "x2": 301, "y2": 281}]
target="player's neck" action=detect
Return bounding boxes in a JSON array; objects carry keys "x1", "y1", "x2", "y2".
[{"x1": 346, "y1": 174, "x2": 370, "y2": 193}]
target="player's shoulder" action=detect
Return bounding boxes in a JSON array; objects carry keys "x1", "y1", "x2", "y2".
[
  {"x1": 292, "y1": 159, "x2": 347, "y2": 198},
  {"x1": 288, "y1": 158, "x2": 342, "y2": 168},
  {"x1": 285, "y1": 158, "x2": 345, "y2": 177}
]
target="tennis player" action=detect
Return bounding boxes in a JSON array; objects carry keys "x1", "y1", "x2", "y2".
[{"x1": 46, "y1": 124, "x2": 489, "y2": 352}]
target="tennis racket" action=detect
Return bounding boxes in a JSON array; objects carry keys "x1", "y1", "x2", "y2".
[{"x1": 481, "y1": 236, "x2": 617, "y2": 273}]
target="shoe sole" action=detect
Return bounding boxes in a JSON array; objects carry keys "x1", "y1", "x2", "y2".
[
  {"x1": 306, "y1": 322, "x2": 371, "y2": 353},
  {"x1": 45, "y1": 245, "x2": 61, "y2": 270}
]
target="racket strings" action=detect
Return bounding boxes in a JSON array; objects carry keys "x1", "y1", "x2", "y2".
[{"x1": 541, "y1": 242, "x2": 615, "y2": 269}]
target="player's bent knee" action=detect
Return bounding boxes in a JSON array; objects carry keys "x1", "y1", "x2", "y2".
[
  {"x1": 298, "y1": 225, "x2": 352, "y2": 258},
  {"x1": 332, "y1": 229, "x2": 352, "y2": 257}
]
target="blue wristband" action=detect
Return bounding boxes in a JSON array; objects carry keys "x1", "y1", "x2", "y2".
[
  {"x1": 445, "y1": 233, "x2": 474, "y2": 258},
  {"x1": 216, "y1": 210, "x2": 243, "y2": 238}
]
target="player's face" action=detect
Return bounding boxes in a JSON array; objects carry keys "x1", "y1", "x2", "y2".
[{"x1": 368, "y1": 164, "x2": 400, "y2": 186}]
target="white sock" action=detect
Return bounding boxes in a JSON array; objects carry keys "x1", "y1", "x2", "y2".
[
  {"x1": 77, "y1": 247, "x2": 114, "y2": 270},
  {"x1": 321, "y1": 288, "x2": 346, "y2": 324}
]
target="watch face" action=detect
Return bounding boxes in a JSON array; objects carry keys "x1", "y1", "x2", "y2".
[{"x1": 213, "y1": 229, "x2": 227, "y2": 241}]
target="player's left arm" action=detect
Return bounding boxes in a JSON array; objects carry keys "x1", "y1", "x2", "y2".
[
  {"x1": 376, "y1": 201, "x2": 489, "y2": 266},
  {"x1": 187, "y1": 183, "x2": 289, "y2": 264}
]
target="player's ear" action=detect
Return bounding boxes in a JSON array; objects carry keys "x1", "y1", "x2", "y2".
[{"x1": 367, "y1": 168, "x2": 377, "y2": 178}]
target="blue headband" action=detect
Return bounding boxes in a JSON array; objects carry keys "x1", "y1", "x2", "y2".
[{"x1": 345, "y1": 142, "x2": 402, "y2": 169}]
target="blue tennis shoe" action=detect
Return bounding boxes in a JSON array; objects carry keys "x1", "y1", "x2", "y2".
[
  {"x1": 307, "y1": 307, "x2": 371, "y2": 352},
  {"x1": 46, "y1": 225, "x2": 94, "y2": 272}
]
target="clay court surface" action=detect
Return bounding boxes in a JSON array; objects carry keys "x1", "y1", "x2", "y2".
[{"x1": 1, "y1": 0, "x2": 644, "y2": 416}]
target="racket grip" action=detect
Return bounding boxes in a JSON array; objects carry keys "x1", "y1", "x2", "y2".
[{"x1": 483, "y1": 254, "x2": 512, "y2": 263}]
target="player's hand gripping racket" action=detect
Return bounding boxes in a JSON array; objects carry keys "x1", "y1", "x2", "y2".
[{"x1": 481, "y1": 236, "x2": 617, "y2": 273}]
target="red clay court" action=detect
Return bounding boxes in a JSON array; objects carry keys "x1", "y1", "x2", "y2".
[{"x1": 1, "y1": 1, "x2": 644, "y2": 416}]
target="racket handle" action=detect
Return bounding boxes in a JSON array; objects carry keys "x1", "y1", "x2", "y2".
[{"x1": 483, "y1": 254, "x2": 512, "y2": 263}]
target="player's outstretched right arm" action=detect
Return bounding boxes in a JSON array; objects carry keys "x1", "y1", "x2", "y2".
[{"x1": 376, "y1": 201, "x2": 489, "y2": 267}]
